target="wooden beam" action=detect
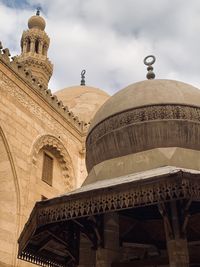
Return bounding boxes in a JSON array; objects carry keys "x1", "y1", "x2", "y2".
[
  {"x1": 181, "y1": 199, "x2": 192, "y2": 234},
  {"x1": 35, "y1": 236, "x2": 52, "y2": 252},
  {"x1": 158, "y1": 202, "x2": 173, "y2": 239},
  {"x1": 73, "y1": 218, "x2": 102, "y2": 249},
  {"x1": 46, "y1": 230, "x2": 76, "y2": 261}
]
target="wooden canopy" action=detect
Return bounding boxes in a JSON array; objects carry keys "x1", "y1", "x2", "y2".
[{"x1": 18, "y1": 167, "x2": 200, "y2": 266}]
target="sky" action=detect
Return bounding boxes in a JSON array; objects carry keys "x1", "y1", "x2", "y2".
[{"x1": 1, "y1": 0, "x2": 200, "y2": 94}]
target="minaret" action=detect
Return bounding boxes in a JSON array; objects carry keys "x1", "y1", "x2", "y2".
[{"x1": 17, "y1": 9, "x2": 53, "y2": 87}]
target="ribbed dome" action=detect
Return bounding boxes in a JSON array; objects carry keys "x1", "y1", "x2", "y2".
[
  {"x1": 28, "y1": 15, "x2": 46, "y2": 31},
  {"x1": 86, "y1": 79, "x2": 200, "y2": 175},
  {"x1": 55, "y1": 85, "x2": 109, "y2": 123}
]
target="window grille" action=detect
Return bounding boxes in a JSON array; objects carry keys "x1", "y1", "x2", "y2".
[{"x1": 42, "y1": 152, "x2": 53, "y2": 186}]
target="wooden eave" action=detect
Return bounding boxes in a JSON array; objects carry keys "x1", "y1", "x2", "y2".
[{"x1": 18, "y1": 166, "x2": 200, "y2": 266}]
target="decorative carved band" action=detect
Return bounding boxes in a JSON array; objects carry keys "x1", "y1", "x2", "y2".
[
  {"x1": 87, "y1": 104, "x2": 200, "y2": 146},
  {"x1": 37, "y1": 174, "x2": 200, "y2": 227},
  {"x1": 86, "y1": 104, "x2": 200, "y2": 171}
]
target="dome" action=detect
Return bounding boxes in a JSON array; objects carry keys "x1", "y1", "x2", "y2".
[
  {"x1": 89, "y1": 79, "x2": 200, "y2": 132},
  {"x1": 28, "y1": 15, "x2": 46, "y2": 31},
  {"x1": 55, "y1": 85, "x2": 110, "y2": 123},
  {"x1": 85, "y1": 79, "x2": 200, "y2": 179}
]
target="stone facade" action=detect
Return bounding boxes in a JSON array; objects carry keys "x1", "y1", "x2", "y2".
[{"x1": 0, "y1": 14, "x2": 92, "y2": 267}]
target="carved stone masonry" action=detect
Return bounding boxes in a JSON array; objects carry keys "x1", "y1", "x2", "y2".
[
  {"x1": 32, "y1": 134, "x2": 75, "y2": 190},
  {"x1": 0, "y1": 46, "x2": 89, "y2": 133}
]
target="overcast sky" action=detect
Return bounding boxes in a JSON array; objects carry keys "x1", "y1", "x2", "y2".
[{"x1": 1, "y1": 0, "x2": 200, "y2": 94}]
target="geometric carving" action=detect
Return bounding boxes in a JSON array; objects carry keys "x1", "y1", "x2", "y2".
[
  {"x1": 36, "y1": 171, "x2": 200, "y2": 227},
  {"x1": 87, "y1": 104, "x2": 200, "y2": 145},
  {"x1": 32, "y1": 134, "x2": 74, "y2": 191}
]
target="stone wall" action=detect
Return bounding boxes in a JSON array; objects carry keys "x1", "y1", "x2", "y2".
[{"x1": 0, "y1": 58, "x2": 87, "y2": 266}]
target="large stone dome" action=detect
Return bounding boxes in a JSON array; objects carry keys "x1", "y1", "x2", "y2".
[
  {"x1": 89, "y1": 79, "x2": 200, "y2": 131},
  {"x1": 85, "y1": 79, "x2": 200, "y2": 183},
  {"x1": 55, "y1": 85, "x2": 109, "y2": 123}
]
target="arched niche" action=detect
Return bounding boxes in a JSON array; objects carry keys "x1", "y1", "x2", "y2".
[
  {"x1": 27, "y1": 134, "x2": 75, "y2": 209},
  {"x1": 26, "y1": 37, "x2": 31, "y2": 52},
  {"x1": 0, "y1": 127, "x2": 20, "y2": 266},
  {"x1": 35, "y1": 39, "x2": 39, "y2": 54}
]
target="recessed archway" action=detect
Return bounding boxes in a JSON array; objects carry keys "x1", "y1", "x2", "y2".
[{"x1": 0, "y1": 126, "x2": 20, "y2": 266}]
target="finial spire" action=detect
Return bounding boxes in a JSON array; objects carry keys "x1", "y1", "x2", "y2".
[
  {"x1": 80, "y1": 69, "x2": 86, "y2": 86},
  {"x1": 36, "y1": 7, "x2": 40, "y2": 16},
  {"x1": 144, "y1": 55, "x2": 156, "y2": 80}
]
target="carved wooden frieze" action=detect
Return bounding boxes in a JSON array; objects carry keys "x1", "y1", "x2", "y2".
[
  {"x1": 36, "y1": 173, "x2": 200, "y2": 226},
  {"x1": 18, "y1": 170, "x2": 200, "y2": 267}
]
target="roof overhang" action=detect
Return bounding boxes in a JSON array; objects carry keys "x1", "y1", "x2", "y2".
[{"x1": 18, "y1": 166, "x2": 200, "y2": 266}]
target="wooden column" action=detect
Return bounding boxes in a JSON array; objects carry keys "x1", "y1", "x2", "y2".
[
  {"x1": 167, "y1": 239, "x2": 189, "y2": 267},
  {"x1": 96, "y1": 212, "x2": 120, "y2": 267},
  {"x1": 160, "y1": 201, "x2": 189, "y2": 267},
  {"x1": 78, "y1": 233, "x2": 95, "y2": 267}
]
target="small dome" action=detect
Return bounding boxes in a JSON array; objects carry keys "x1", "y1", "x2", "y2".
[
  {"x1": 28, "y1": 15, "x2": 46, "y2": 30},
  {"x1": 55, "y1": 85, "x2": 109, "y2": 123},
  {"x1": 86, "y1": 79, "x2": 200, "y2": 174}
]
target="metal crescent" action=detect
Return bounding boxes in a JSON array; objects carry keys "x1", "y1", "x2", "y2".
[
  {"x1": 144, "y1": 55, "x2": 156, "y2": 66},
  {"x1": 81, "y1": 70, "x2": 86, "y2": 76}
]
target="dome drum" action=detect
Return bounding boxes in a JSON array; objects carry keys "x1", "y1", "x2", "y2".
[{"x1": 86, "y1": 80, "x2": 200, "y2": 173}]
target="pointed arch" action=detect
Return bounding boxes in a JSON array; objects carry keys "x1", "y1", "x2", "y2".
[
  {"x1": 31, "y1": 134, "x2": 75, "y2": 191},
  {"x1": 26, "y1": 37, "x2": 31, "y2": 52},
  {"x1": 35, "y1": 38, "x2": 39, "y2": 53},
  {"x1": 0, "y1": 126, "x2": 21, "y2": 266}
]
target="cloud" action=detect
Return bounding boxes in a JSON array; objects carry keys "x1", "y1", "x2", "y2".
[{"x1": 0, "y1": 0, "x2": 200, "y2": 94}]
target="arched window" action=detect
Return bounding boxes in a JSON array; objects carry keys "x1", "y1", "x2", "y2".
[
  {"x1": 27, "y1": 38, "x2": 31, "y2": 52},
  {"x1": 35, "y1": 39, "x2": 39, "y2": 54},
  {"x1": 27, "y1": 135, "x2": 75, "y2": 213},
  {"x1": 31, "y1": 135, "x2": 74, "y2": 192}
]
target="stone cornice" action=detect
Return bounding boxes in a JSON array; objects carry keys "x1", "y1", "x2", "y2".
[
  {"x1": 0, "y1": 42, "x2": 89, "y2": 135},
  {"x1": 17, "y1": 55, "x2": 53, "y2": 76}
]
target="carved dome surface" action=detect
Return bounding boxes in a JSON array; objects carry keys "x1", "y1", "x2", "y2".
[
  {"x1": 86, "y1": 79, "x2": 200, "y2": 173},
  {"x1": 55, "y1": 85, "x2": 109, "y2": 123},
  {"x1": 89, "y1": 79, "x2": 200, "y2": 132},
  {"x1": 28, "y1": 15, "x2": 46, "y2": 31}
]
